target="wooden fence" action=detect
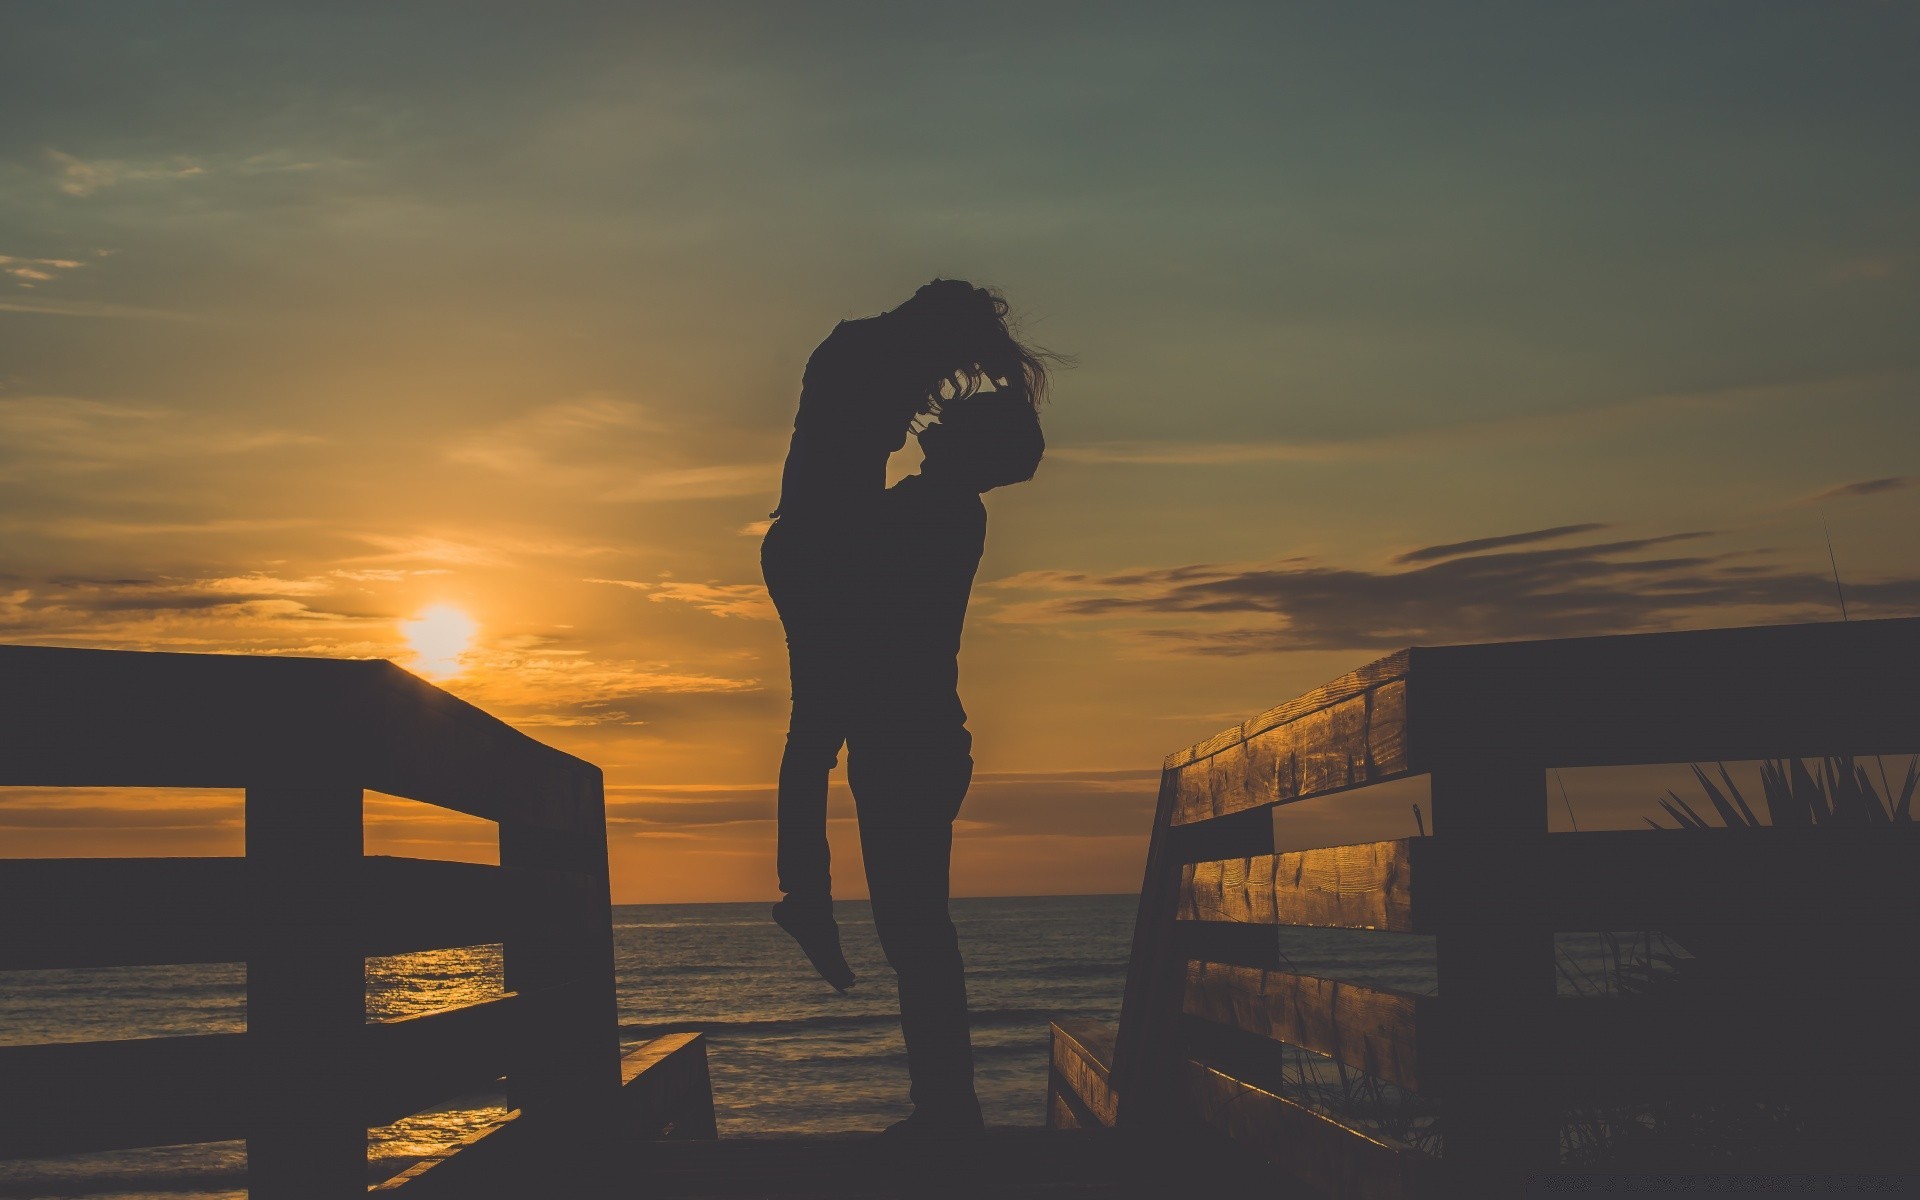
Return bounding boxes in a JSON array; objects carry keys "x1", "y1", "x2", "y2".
[
  {"x1": 1049, "y1": 616, "x2": 1920, "y2": 1195},
  {"x1": 0, "y1": 644, "x2": 712, "y2": 1198}
]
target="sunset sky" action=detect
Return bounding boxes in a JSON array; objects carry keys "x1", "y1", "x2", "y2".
[{"x1": 4, "y1": 3, "x2": 1918, "y2": 902}]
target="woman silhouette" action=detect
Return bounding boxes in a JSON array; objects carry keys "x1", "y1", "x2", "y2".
[{"x1": 761, "y1": 280, "x2": 1052, "y2": 1137}]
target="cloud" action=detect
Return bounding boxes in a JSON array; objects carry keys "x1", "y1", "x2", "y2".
[
  {"x1": 0, "y1": 789, "x2": 239, "y2": 832},
  {"x1": 1801, "y1": 476, "x2": 1914, "y2": 505},
  {"x1": 602, "y1": 769, "x2": 1161, "y2": 838},
  {"x1": 1393, "y1": 523, "x2": 1612, "y2": 564},
  {"x1": 343, "y1": 531, "x2": 621, "y2": 568},
  {"x1": 448, "y1": 397, "x2": 773, "y2": 503},
  {"x1": 987, "y1": 526, "x2": 1920, "y2": 654},
  {"x1": 0, "y1": 297, "x2": 196, "y2": 320},
  {"x1": 1826, "y1": 258, "x2": 1896, "y2": 283},
  {"x1": 1051, "y1": 440, "x2": 1371, "y2": 466},
  {"x1": 586, "y1": 577, "x2": 775, "y2": 620},
  {"x1": 0, "y1": 254, "x2": 86, "y2": 288},
  {"x1": 45, "y1": 149, "x2": 205, "y2": 196},
  {"x1": 0, "y1": 395, "x2": 319, "y2": 481},
  {"x1": 1049, "y1": 374, "x2": 1915, "y2": 470}
]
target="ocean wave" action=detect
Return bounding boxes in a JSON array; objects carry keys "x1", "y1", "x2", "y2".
[{"x1": 621, "y1": 1005, "x2": 1117, "y2": 1040}]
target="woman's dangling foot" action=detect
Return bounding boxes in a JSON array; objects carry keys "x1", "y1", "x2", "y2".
[{"x1": 772, "y1": 897, "x2": 856, "y2": 995}]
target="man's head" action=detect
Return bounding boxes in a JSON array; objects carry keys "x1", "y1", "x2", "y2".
[{"x1": 917, "y1": 390, "x2": 1044, "y2": 493}]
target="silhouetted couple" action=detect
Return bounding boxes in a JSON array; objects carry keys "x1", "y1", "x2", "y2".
[{"x1": 761, "y1": 280, "x2": 1052, "y2": 1144}]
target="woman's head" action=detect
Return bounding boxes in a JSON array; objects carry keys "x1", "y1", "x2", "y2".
[
  {"x1": 885, "y1": 279, "x2": 1057, "y2": 415},
  {"x1": 918, "y1": 389, "x2": 1045, "y2": 494}
]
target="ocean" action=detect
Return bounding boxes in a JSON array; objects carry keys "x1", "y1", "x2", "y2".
[
  {"x1": 0, "y1": 894, "x2": 1638, "y2": 1197},
  {"x1": 0, "y1": 894, "x2": 1140, "y2": 1198}
]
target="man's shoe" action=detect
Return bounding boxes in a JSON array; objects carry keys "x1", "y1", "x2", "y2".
[{"x1": 874, "y1": 1108, "x2": 985, "y2": 1142}]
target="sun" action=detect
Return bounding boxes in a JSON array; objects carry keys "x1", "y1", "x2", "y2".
[{"x1": 401, "y1": 604, "x2": 478, "y2": 680}]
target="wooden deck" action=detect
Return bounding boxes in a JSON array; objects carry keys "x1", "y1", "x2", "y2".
[{"x1": 403, "y1": 1127, "x2": 1285, "y2": 1199}]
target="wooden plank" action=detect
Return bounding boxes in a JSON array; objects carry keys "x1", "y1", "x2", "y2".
[
  {"x1": 0, "y1": 856, "x2": 249, "y2": 969},
  {"x1": 1403, "y1": 616, "x2": 1920, "y2": 770},
  {"x1": 1178, "y1": 1058, "x2": 1434, "y2": 1200},
  {"x1": 1179, "y1": 841, "x2": 1419, "y2": 932},
  {"x1": 1113, "y1": 774, "x2": 1274, "y2": 1130},
  {"x1": 1183, "y1": 962, "x2": 1428, "y2": 1093},
  {"x1": 0, "y1": 856, "x2": 593, "y2": 970},
  {"x1": 1170, "y1": 679, "x2": 1413, "y2": 827},
  {"x1": 618, "y1": 1032, "x2": 717, "y2": 1139},
  {"x1": 1176, "y1": 827, "x2": 1920, "y2": 934},
  {"x1": 1427, "y1": 763, "x2": 1555, "y2": 1185},
  {"x1": 1166, "y1": 649, "x2": 1411, "y2": 770},
  {"x1": 1046, "y1": 1087, "x2": 1088, "y2": 1131},
  {"x1": 244, "y1": 779, "x2": 365, "y2": 1200},
  {"x1": 1048, "y1": 1019, "x2": 1117, "y2": 1129},
  {"x1": 499, "y1": 771, "x2": 621, "y2": 1127},
  {"x1": 0, "y1": 1033, "x2": 248, "y2": 1158},
  {"x1": 370, "y1": 1109, "x2": 527, "y2": 1197},
  {"x1": 0, "y1": 644, "x2": 597, "y2": 833},
  {"x1": 1160, "y1": 617, "x2": 1920, "y2": 828},
  {"x1": 364, "y1": 983, "x2": 587, "y2": 1126},
  {"x1": 1182, "y1": 967, "x2": 1915, "y2": 1101}
]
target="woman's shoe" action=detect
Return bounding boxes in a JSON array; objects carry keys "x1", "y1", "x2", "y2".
[{"x1": 771, "y1": 898, "x2": 856, "y2": 995}]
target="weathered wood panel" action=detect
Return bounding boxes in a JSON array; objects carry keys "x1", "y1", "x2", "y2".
[
  {"x1": 1178, "y1": 1059, "x2": 1434, "y2": 1200},
  {"x1": 618, "y1": 1032, "x2": 717, "y2": 1140},
  {"x1": 1169, "y1": 678, "x2": 1412, "y2": 826},
  {"x1": 499, "y1": 768, "x2": 621, "y2": 1127},
  {"x1": 0, "y1": 1033, "x2": 249, "y2": 1157},
  {"x1": 1112, "y1": 776, "x2": 1274, "y2": 1129},
  {"x1": 0, "y1": 644, "x2": 597, "y2": 832},
  {"x1": 1158, "y1": 618, "x2": 1920, "y2": 830},
  {"x1": 1403, "y1": 616, "x2": 1920, "y2": 770},
  {"x1": 370, "y1": 1110, "x2": 526, "y2": 1197},
  {"x1": 245, "y1": 780, "x2": 365, "y2": 1200},
  {"x1": 1048, "y1": 1019, "x2": 1117, "y2": 1129},
  {"x1": 1179, "y1": 841, "x2": 1420, "y2": 932},
  {"x1": 1176, "y1": 827, "x2": 1920, "y2": 935},
  {"x1": 363, "y1": 983, "x2": 594, "y2": 1126},
  {"x1": 1167, "y1": 650, "x2": 1411, "y2": 771},
  {"x1": 1183, "y1": 962, "x2": 1428, "y2": 1092},
  {"x1": 0, "y1": 856, "x2": 594, "y2": 970}
]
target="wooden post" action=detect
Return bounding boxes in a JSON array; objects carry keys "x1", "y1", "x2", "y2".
[
  {"x1": 1113, "y1": 768, "x2": 1275, "y2": 1129},
  {"x1": 499, "y1": 767, "x2": 620, "y2": 1131},
  {"x1": 245, "y1": 780, "x2": 365, "y2": 1199},
  {"x1": 1429, "y1": 762, "x2": 1557, "y2": 1189}
]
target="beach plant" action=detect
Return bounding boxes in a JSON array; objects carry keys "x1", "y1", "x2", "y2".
[
  {"x1": 1648, "y1": 756, "x2": 1917, "y2": 831},
  {"x1": 1563, "y1": 754, "x2": 1920, "y2": 1170}
]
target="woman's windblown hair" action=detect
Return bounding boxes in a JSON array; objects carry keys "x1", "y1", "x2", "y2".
[{"x1": 888, "y1": 278, "x2": 1062, "y2": 414}]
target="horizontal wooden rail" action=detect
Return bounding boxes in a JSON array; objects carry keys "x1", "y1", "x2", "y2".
[
  {"x1": 0, "y1": 856, "x2": 598, "y2": 970},
  {"x1": 373, "y1": 1035, "x2": 716, "y2": 1197},
  {"x1": 616, "y1": 1032, "x2": 718, "y2": 1139},
  {"x1": 1177, "y1": 1058, "x2": 1433, "y2": 1200},
  {"x1": 0, "y1": 983, "x2": 611, "y2": 1158},
  {"x1": 1164, "y1": 616, "x2": 1920, "y2": 827},
  {"x1": 1184, "y1": 961, "x2": 1427, "y2": 1092},
  {"x1": 0, "y1": 645, "x2": 600, "y2": 833},
  {"x1": 1047, "y1": 1019, "x2": 1118, "y2": 1130},
  {"x1": 1167, "y1": 659, "x2": 1409, "y2": 825},
  {"x1": 0, "y1": 1033, "x2": 250, "y2": 1157},
  {"x1": 1182, "y1": 959, "x2": 1920, "y2": 1109},
  {"x1": 1178, "y1": 826, "x2": 1920, "y2": 933},
  {"x1": 365, "y1": 982, "x2": 593, "y2": 1126}
]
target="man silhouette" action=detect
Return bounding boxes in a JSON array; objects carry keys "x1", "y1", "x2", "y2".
[{"x1": 847, "y1": 391, "x2": 1045, "y2": 1141}]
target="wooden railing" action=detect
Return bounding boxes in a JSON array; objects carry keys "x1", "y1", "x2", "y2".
[
  {"x1": 0, "y1": 644, "x2": 713, "y2": 1198},
  {"x1": 1049, "y1": 616, "x2": 1920, "y2": 1195}
]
